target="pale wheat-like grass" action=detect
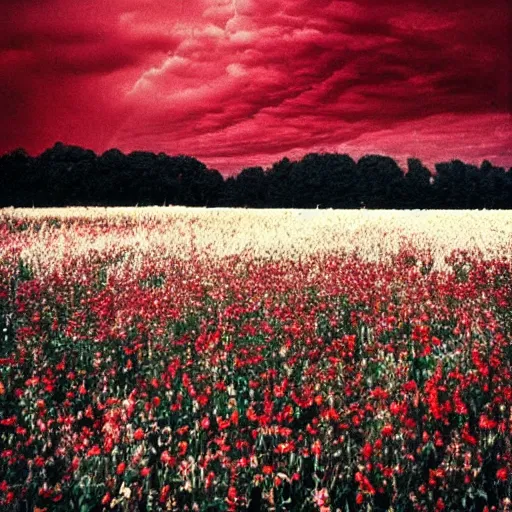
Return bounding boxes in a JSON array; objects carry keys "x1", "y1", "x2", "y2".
[{"x1": 1, "y1": 208, "x2": 511, "y2": 273}]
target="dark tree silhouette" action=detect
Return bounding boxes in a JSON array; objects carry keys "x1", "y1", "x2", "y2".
[
  {"x1": 323, "y1": 153, "x2": 359, "y2": 208},
  {"x1": 288, "y1": 153, "x2": 357, "y2": 208},
  {"x1": 0, "y1": 143, "x2": 510, "y2": 209},
  {"x1": 0, "y1": 148, "x2": 32, "y2": 207},
  {"x1": 405, "y1": 158, "x2": 433, "y2": 209},
  {"x1": 231, "y1": 166, "x2": 267, "y2": 208},
  {"x1": 479, "y1": 160, "x2": 508, "y2": 209},
  {"x1": 266, "y1": 157, "x2": 294, "y2": 208},
  {"x1": 433, "y1": 160, "x2": 480, "y2": 209},
  {"x1": 357, "y1": 155, "x2": 405, "y2": 208}
]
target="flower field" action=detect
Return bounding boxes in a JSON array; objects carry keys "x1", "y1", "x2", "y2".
[{"x1": 0, "y1": 208, "x2": 511, "y2": 512}]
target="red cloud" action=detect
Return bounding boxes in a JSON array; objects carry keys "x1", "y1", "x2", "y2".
[{"x1": 1, "y1": 0, "x2": 510, "y2": 174}]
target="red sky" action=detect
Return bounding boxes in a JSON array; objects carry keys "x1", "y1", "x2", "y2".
[{"x1": 1, "y1": 0, "x2": 510, "y2": 174}]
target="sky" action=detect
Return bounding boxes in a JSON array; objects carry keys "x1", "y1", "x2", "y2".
[{"x1": 1, "y1": 0, "x2": 510, "y2": 174}]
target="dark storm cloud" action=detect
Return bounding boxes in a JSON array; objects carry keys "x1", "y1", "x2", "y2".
[{"x1": 0, "y1": 0, "x2": 510, "y2": 173}]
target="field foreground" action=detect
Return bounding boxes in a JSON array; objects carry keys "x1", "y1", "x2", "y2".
[{"x1": 0, "y1": 208, "x2": 511, "y2": 511}]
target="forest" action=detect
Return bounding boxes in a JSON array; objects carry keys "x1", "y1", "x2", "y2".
[{"x1": 1, "y1": 142, "x2": 511, "y2": 208}]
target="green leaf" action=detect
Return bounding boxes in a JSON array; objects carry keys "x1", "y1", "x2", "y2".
[{"x1": 476, "y1": 489, "x2": 488, "y2": 500}]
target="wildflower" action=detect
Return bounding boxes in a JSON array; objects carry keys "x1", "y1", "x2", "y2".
[
  {"x1": 101, "y1": 492, "x2": 111, "y2": 506},
  {"x1": 496, "y1": 468, "x2": 508, "y2": 481},
  {"x1": 87, "y1": 445, "x2": 101, "y2": 457},
  {"x1": 178, "y1": 441, "x2": 188, "y2": 456},
  {"x1": 479, "y1": 415, "x2": 497, "y2": 430},
  {"x1": 313, "y1": 488, "x2": 330, "y2": 508},
  {"x1": 311, "y1": 439, "x2": 322, "y2": 457},
  {"x1": 133, "y1": 428, "x2": 145, "y2": 441},
  {"x1": 160, "y1": 451, "x2": 176, "y2": 467},
  {"x1": 361, "y1": 443, "x2": 373, "y2": 460},
  {"x1": 381, "y1": 424, "x2": 393, "y2": 437},
  {"x1": 159, "y1": 484, "x2": 170, "y2": 504}
]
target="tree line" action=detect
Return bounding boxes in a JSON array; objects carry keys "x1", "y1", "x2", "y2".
[{"x1": 1, "y1": 142, "x2": 511, "y2": 209}]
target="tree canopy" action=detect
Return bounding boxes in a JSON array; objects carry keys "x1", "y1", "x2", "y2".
[{"x1": 1, "y1": 143, "x2": 511, "y2": 208}]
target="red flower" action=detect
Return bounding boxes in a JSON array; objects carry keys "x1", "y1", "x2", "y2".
[
  {"x1": 381, "y1": 424, "x2": 393, "y2": 437},
  {"x1": 116, "y1": 462, "x2": 126, "y2": 475},
  {"x1": 227, "y1": 486, "x2": 237, "y2": 500},
  {"x1": 0, "y1": 416, "x2": 17, "y2": 427},
  {"x1": 133, "y1": 428, "x2": 145, "y2": 441},
  {"x1": 101, "y1": 492, "x2": 111, "y2": 505},
  {"x1": 34, "y1": 456, "x2": 45, "y2": 467},
  {"x1": 205, "y1": 471, "x2": 215, "y2": 489},
  {"x1": 71, "y1": 456, "x2": 80, "y2": 471},
  {"x1": 275, "y1": 441, "x2": 295, "y2": 454},
  {"x1": 197, "y1": 394, "x2": 209, "y2": 407},
  {"x1": 178, "y1": 441, "x2": 188, "y2": 456},
  {"x1": 435, "y1": 497, "x2": 445, "y2": 510},
  {"x1": 361, "y1": 443, "x2": 373, "y2": 460},
  {"x1": 140, "y1": 467, "x2": 151, "y2": 477},
  {"x1": 159, "y1": 484, "x2": 170, "y2": 504},
  {"x1": 87, "y1": 445, "x2": 101, "y2": 457},
  {"x1": 217, "y1": 417, "x2": 231, "y2": 430},
  {"x1": 479, "y1": 414, "x2": 497, "y2": 430},
  {"x1": 496, "y1": 467, "x2": 508, "y2": 481},
  {"x1": 160, "y1": 451, "x2": 176, "y2": 467},
  {"x1": 311, "y1": 439, "x2": 322, "y2": 457}
]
